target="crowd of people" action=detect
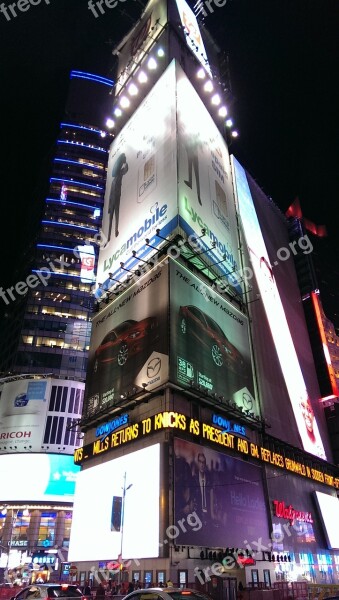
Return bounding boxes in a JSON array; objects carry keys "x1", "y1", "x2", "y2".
[{"x1": 83, "y1": 578, "x2": 175, "y2": 597}]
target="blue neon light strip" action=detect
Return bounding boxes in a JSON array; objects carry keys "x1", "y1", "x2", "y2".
[
  {"x1": 42, "y1": 220, "x2": 98, "y2": 232},
  {"x1": 56, "y1": 140, "x2": 107, "y2": 153},
  {"x1": 46, "y1": 198, "x2": 101, "y2": 211},
  {"x1": 54, "y1": 158, "x2": 104, "y2": 170},
  {"x1": 71, "y1": 70, "x2": 113, "y2": 85},
  {"x1": 37, "y1": 244, "x2": 76, "y2": 252},
  {"x1": 60, "y1": 123, "x2": 104, "y2": 135},
  {"x1": 50, "y1": 178, "x2": 103, "y2": 191},
  {"x1": 70, "y1": 71, "x2": 113, "y2": 87}
]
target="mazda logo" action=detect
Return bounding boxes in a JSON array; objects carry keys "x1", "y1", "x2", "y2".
[{"x1": 147, "y1": 357, "x2": 161, "y2": 378}]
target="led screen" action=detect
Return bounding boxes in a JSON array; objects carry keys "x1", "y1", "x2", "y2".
[
  {"x1": 170, "y1": 260, "x2": 257, "y2": 412},
  {"x1": 96, "y1": 61, "x2": 177, "y2": 293},
  {"x1": 84, "y1": 263, "x2": 169, "y2": 418},
  {"x1": 314, "y1": 491, "x2": 339, "y2": 549},
  {"x1": 0, "y1": 378, "x2": 84, "y2": 453},
  {"x1": 0, "y1": 454, "x2": 79, "y2": 502},
  {"x1": 232, "y1": 156, "x2": 327, "y2": 460},
  {"x1": 174, "y1": 438, "x2": 270, "y2": 548},
  {"x1": 177, "y1": 66, "x2": 241, "y2": 295},
  {"x1": 68, "y1": 444, "x2": 160, "y2": 561}
]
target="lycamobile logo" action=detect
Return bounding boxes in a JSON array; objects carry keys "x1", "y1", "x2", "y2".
[
  {"x1": 104, "y1": 203, "x2": 167, "y2": 272},
  {"x1": 183, "y1": 197, "x2": 237, "y2": 269}
]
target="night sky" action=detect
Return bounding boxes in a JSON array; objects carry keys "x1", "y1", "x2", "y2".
[{"x1": 0, "y1": 0, "x2": 338, "y2": 295}]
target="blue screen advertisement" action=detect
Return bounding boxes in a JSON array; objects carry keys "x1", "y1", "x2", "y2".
[{"x1": 0, "y1": 454, "x2": 80, "y2": 502}]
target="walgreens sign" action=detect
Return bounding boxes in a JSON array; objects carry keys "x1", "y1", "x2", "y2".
[{"x1": 273, "y1": 499, "x2": 313, "y2": 525}]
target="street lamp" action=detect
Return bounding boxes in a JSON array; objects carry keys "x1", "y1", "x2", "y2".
[{"x1": 119, "y1": 473, "x2": 132, "y2": 586}]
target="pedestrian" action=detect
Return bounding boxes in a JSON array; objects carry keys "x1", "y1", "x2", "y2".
[
  {"x1": 127, "y1": 582, "x2": 134, "y2": 594},
  {"x1": 166, "y1": 579, "x2": 173, "y2": 588},
  {"x1": 95, "y1": 583, "x2": 106, "y2": 599},
  {"x1": 83, "y1": 581, "x2": 92, "y2": 599}
]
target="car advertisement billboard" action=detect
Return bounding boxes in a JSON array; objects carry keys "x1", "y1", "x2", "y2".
[
  {"x1": 84, "y1": 263, "x2": 169, "y2": 418},
  {"x1": 0, "y1": 378, "x2": 84, "y2": 454},
  {"x1": 174, "y1": 437, "x2": 270, "y2": 548},
  {"x1": 169, "y1": 260, "x2": 257, "y2": 413},
  {"x1": 113, "y1": 0, "x2": 168, "y2": 97},
  {"x1": 176, "y1": 66, "x2": 241, "y2": 296},
  {"x1": 68, "y1": 443, "x2": 160, "y2": 561},
  {"x1": 96, "y1": 61, "x2": 177, "y2": 293},
  {"x1": 231, "y1": 156, "x2": 327, "y2": 460},
  {"x1": 0, "y1": 453, "x2": 79, "y2": 502}
]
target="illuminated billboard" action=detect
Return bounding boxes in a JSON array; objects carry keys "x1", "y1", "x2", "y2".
[
  {"x1": 68, "y1": 443, "x2": 160, "y2": 561},
  {"x1": 314, "y1": 491, "x2": 339, "y2": 549},
  {"x1": 174, "y1": 0, "x2": 212, "y2": 77},
  {"x1": 174, "y1": 437, "x2": 270, "y2": 548},
  {"x1": 114, "y1": 0, "x2": 168, "y2": 97},
  {"x1": 96, "y1": 61, "x2": 177, "y2": 292},
  {"x1": 177, "y1": 66, "x2": 241, "y2": 295},
  {"x1": 0, "y1": 454, "x2": 79, "y2": 502},
  {"x1": 169, "y1": 261, "x2": 257, "y2": 413},
  {"x1": 84, "y1": 264, "x2": 169, "y2": 418},
  {"x1": 231, "y1": 156, "x2": 327, "y2": 460},
  {"x1": 0, "y1": 378, "x2": 84, "y2": 454}
]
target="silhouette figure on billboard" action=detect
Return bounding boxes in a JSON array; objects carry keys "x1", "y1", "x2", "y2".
[
  {"x1": 107, "y1": 152, "x2": 129, "y2": 241},
  {"x1": 183, "y1": 134, "x2": 202, "y2": 205}
]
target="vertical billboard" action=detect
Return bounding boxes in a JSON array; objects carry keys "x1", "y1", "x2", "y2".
[
  {"x1": 177, "y1": 66, "x2": 241, "y2": 296},
  {"x1": 68, "y1": 444, "x2": 160, "y2": 561},
  {"x1": 85, "y1": 264, "x2": 169, "y2": 418},
  {"x1": 174, "y1": 0, "x2": 212, "y2": 77},
  {"x1": 231, "y1": 156, "x2": 327, "y2": 460},
  {"x1": 96, "y1": 61, "x2": 177, "y2": 290},
  {"x1": 169, "y1": 260, "x2": 257, "y2": 413},
  {"x1": 114, "y1": 0, "x2": 168, "y2": 97},
  {"x1": 174, "y1": 437, "x2": 270, "y2": 548}
]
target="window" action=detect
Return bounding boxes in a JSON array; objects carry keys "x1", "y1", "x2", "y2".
[
  {"x1": 143, "y1": 571, "x2": 153, "y2": 586},
  {"x1": 251, "y1": 570, "x2": 259, "y2": 587},
  {"x1": 178, "y1": 571, "x2": 187, "y2": 587},
  {"x1": 156, "y1": 571, "x2": 165, "y2": 585},
  {"x1": 263, "y1": 570, "x2": 271, "y2": 587}
]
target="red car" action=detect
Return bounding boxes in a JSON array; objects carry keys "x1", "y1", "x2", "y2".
[
  {"x1": 93, "y1": 317, "x2": 159, "y2": 371},
  {"x1": 178, "y1": 304, "x2": 245, "y2": 371}
]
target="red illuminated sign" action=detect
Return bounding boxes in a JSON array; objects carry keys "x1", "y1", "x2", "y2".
[{"x1": 273, "y1": 499, "x2": 313, "y2": 525}]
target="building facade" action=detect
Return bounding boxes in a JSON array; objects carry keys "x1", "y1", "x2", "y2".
[{"x1": 67, "y1": 1, "x2": 339, "y2": 596}]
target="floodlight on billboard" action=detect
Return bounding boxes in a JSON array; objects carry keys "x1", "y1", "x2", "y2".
[
  {"x1": 96, "y1": 61, "x2": 178, "y2": 294},
  {"x1": 176, "y1": 66, "x2": 241, "y2": 296},
  {"x1": 68, "y1": 444, "x2": 160, "y2": 562},
  {"x1": 231, "y1": 156, "x2": 327, "y2": 460}
]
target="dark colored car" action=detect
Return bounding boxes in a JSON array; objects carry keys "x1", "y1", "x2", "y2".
[
  {"x1": 10, "y1": 584, "x2": 84, "y2": 600},
  {"x1": 14, "y1": 393, "x2": 29, "y2": 407},
  {"x1": 93, "y1": 317, "x2": 159, "y2": 371},
  {"x1": 178, "y1": 305, "x2": 244, "y2": 370},
  {"x1": 123, "y1": 589, "x2": 214, "y2": 600}
]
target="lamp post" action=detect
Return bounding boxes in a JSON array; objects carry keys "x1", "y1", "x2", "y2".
[{"x1": 119, "y1": 473, "x2": 132, "y2": 587}]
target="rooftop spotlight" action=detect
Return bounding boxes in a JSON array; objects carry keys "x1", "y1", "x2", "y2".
[
  {"x1": 114, "y1": 107, "x2": 122, "y2": 117},
  {"x1": 231, "y1": 130, "x2": 239, "y2": 138},
  {"x1": 100, "y1": 131, "x2": 107, "y2": 137},
  {"x1": 225, "y1": 118, "x2": 233, "y2": 128},
  {"x1": 138, "y1": 70, "x2": 148, "y2": 83},
  {"x1": 211, "y1": 93, "x2": 221, "y2": 106},
  {"x1": 105, "y1": 118, "x2": 115, "y2": 129},
  {"x1": 147, "y1": 57, "x2": 157, "y2": 70},
  {"x1": 197, "y1": 67, "x2": 206, "y2": 79},
  {"x1": 120, "y1": 96, "x2": 130, "y2": 108},
  {"x1": 203, "y1": 80, "x2": 213, "y2": 92},
  {"x1": 157, "y1": 47, "x2": 165, "y2": 57},
  {"x1": 218, "y1": 106, "x2": 227, "y2": 117},
  {"x1": 128, "y1": 83, "x2": 138, "y2": 96}
]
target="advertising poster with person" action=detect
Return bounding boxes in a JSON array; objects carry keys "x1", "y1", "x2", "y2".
[
  {"x1": 96, "y1": 61, "x2": 178, "y2": 289},
  {"x1": 176, "y1": 66, "x2": 242, "y2": 296},
  {"x1": 174, "y1": 437, "x2": 270, "y2": 548},
  {"x1": 231, "y1": 156, "x2": 327, "y2": 460},
  {"x1": 169, "y1": 260, "x2": 257, "y2": 413},
  {"x1": 84, "y1": 263, "x2": 169, "y2": 418}
]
